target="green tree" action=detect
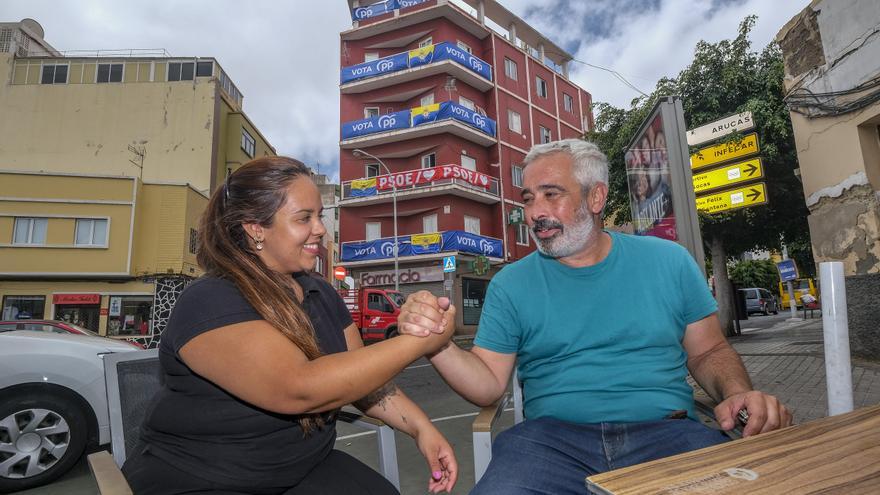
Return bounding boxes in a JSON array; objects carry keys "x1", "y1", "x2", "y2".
[
  {"x1": 729, "y1": 259, "x2": 779, "y2": 290},
  {"x1": 587, "y1": 17, "x2": 811, "y2": 335}
]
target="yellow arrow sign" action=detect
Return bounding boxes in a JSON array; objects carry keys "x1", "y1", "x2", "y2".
[
  {"x1": 696, "y1": 183, "x2": 768, "y2": 214},
  {"x1": 690, "y1": 133, "x2": 759, "y2": 170},
  {"x1": 692, "y1": 158, "x2": 764, "y2": 194}
]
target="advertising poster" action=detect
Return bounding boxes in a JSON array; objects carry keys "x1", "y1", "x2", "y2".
[{"x1": 625, "y1": 112, "x2": 677, "y2": 241}]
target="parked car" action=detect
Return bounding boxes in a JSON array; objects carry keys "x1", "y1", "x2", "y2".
[
  {"x1": 0, "y1": 319, "x2": 144, "y2": 348},
  {"x1": 740, "y1": 287, "x2": 779, "y2": 316},
  {"x1": 0, "y1": 331, "x2": 139, "y2": 491}
]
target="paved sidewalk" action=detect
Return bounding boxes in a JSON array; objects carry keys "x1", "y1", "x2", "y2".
[{"x1": 727, "y1": 317, "x2": 880, "y2": 423}]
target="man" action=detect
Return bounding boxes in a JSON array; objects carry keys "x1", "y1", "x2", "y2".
[{"x1": 399, "y1": 139, "x2": 791, "y2": 494}]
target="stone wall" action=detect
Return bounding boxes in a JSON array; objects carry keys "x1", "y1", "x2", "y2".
[{"x1": 846, "y1": 273, "x2": 880, "y2": 360}]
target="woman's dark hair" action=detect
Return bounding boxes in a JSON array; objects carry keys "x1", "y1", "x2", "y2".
[{"x1": 198, "y1": 156, "x2": 324, "y2": 432}]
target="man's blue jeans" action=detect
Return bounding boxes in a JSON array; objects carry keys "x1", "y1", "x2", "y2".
[{"x1": 472, "y1": 417, "x2": 730, "y2": 495}]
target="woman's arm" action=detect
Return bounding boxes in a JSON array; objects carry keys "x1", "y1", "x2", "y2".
[
  {"x1": 178, "y1": 318, "x2": 452, "y2": 415},
  {"x1": 345, "y1": 325, "x2": 457, "y2": 493}
]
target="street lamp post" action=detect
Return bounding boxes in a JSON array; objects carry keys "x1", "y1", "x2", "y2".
[{"x1": 352, "y1": 149, "x2": 399, "y2": 292}]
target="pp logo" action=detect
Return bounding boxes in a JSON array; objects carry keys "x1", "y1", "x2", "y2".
[
  {"x1": 353, "y1": 7, "x2": 370, "y2": 19},
  {"x1": 377, "y1": 115, "x2": 397, "y2": 129},
  {"x1": 479, "y1": 239, "x2": 494, "y2": 255},
  {"x1": 469, "y1": 57, "x2": 484, "y2": 72},
  {"x1": 377, "y1": 59, "x2": 395, "y2": 72},
  {"x1": 472, "y1": 113, "x2": 487, "y2": 128},
  {"x1": 380, "y1": 242, "x2": 395, "y2": 257}
]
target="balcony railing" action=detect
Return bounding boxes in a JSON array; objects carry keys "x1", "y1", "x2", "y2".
[
  {"x1": 340, "y1": 164, "x2": 499, "y2": 203},
  {"x1": 341, "y1": 41, "x2": 492, "y2": 86},
  {"x1": 340, "y1": 101, "x2": 496, "y2": 143},
  {"x1": 341, "y1": 230, "x2": 503, "y2": 262}
]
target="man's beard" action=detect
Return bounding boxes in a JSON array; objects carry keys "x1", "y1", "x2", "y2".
[{"x1": 529, "y1": 202, "x2": 597, "y2": 258}]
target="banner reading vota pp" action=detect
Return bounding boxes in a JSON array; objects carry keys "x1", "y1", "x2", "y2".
[
  {"x1": 341, "y1": 109, "x2": 411, "y2": 140},
  {"x1": 351, "y1": 0, "x2": 395, "y2": 21},
  {"x1": 438, "y1": 102, "x2": 496, "y2": 137},
  {"x1": 435, "y1": 42, "x2": 492, "y2": 81},
  {"x1": 341, "y1": 52, "x2": 408, "y2": 84},
  {"x1": 341, "y1": 236, "x2": 413, "y2": 262},
  {"x1": 441, "y1": 231, "x2": 502, "y2": 258}
]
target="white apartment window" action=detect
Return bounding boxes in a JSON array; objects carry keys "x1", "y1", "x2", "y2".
[
  {"x1": 366, "y1": 222, "x2": 381, "y2": 241},
  {"x1": 41, "y1": 64, "x2": 68, "y2": 84},
  {"x1": 563, "y1": 93, "x2": 574, "y2": 113},
  {"x1": 461, "y1": 155, "x2": 476, "y2": 171},
  {"x1": 423, "y1": 214, "x2": 438, "y2": 233},
  {"x1": 364, "y1": 52, "x2": 379, "y2": 62},
  {"x1": 456, "y1": 40, "x2": 472, "y2": 53},
  {"x1": 512, "y1": 165, "x2": 524, "y2": 188},
  {"x1": 540, "y1": 126, "x2": 552, "y2": 144},
  {"x1": 75, "y1": 219, "x2": 108, "y2": 247},
  {"x1": 196, "y1": 61, "x2": 213, "y2": 77},
  {"x1": 12, "y1": 218, "x2": 47, "y2": 245},
  {"x1": 459, "y1": 96, "x2": 475, "y2": 111},
  {"x1": 421, "y1": 153, "x2": 436, "y2": 168},
  {"x1": 364, "y1": 106, "x2": 380, "y2": 118},
  {"x1": 504, "y1": 57, "x2": 518, "y2": 80},
  {"x1": 97, "y1": 63, "x2": 123, "y2": 83},
  {"x1": 516, "y1": 223, "x2": 529, "y2": 246},
  {"x1": 365, "y1": 163, "x2": 380, "y2": 177},
  {"x1": 508, "y1": 109, "x2": 522, "y2": 133},
  {"x1": 464, "y1": 215, "x2": 480, "y2": 235},
  {"x1": 168, "y1": 62, "x2": 195, "y2": 81},
  {"x1": 419, "y1": 37, "x2": 433, "y2": 48},
  {"x1": 241, "y1": 128, "x2": 256, "y2": 158},
  {"x1": 420, "y1": 93, "x2": 434, "y2": 106},
  {"x1": 315, "y1": 255, "x2": 324, "y2": 275},
  {"x1": 536, "y1": 76, "x2": 548, "y2": 98}
]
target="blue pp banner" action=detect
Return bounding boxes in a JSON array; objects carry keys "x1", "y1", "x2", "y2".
[
  {"x1": 340, "y1": 52, "x2": 408, "y2": 84},
  {"x1": 341, "y1": 109, "x2": 411, "y2": 140},
  {"x1": 341, "y1": 236, "x2": 413, "y2": 262},
  {"x1": 438, "y1": 102, "x2": 496, "y2": 137},
  {"x1": 351, "y1": 0, "x2": 395, "y2": 21},
  {"x1": 434, "y1": 42, "x2": 492, "y2": 81},
  {"x1": 441, "y1": 231, "x2": 503, "y2": 258}
]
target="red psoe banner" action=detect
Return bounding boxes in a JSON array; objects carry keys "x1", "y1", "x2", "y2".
[{"x1": 376, "y1": 165, "x2": 490, "y2": 190}]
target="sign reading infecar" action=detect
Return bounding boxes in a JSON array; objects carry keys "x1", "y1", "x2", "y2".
[{"x1": 690, "y1": 133, "x2": 759, "y2": 170}]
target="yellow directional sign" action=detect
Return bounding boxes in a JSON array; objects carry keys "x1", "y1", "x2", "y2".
[
  {"x1": 696, "y1": 183, "x2": 768, "y2": 214},
  {"x1": 690, "y1": 133, "x2": 759, "y2": 170},
  {"x1": 692, "y1": 158, "x2": 764, "y2": 194}
]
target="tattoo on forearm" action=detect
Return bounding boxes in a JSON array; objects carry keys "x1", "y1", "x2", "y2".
[{"x1": 355, "y1": 382, "x2": 399, "y2": 411}]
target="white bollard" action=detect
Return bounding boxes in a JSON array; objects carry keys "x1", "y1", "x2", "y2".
[{"x1": 820, "y1": 262, "x2": 854, "y2": 415}]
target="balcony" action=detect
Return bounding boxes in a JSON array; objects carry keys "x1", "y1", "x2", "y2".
[
  {"x1": 340, "y1": 42, "x2": 493, "y2": 94},
  {"x1": 340, "y1": 230, "x2": 503, "y2": 265},
  {"x1": 340, "y1": 164, "x2": 500, "y2": 206},
  {"x1": 340, "y1": 101, "x2": 497, "y2": 149}
]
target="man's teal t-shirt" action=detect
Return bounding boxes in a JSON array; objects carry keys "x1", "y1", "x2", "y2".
[{"x1": 474, "y1": 231, "x2": 717, "y2": 423}]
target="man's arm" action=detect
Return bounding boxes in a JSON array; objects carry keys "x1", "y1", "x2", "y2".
[
  {"x1": 398, "y1": 291, "x2": 516, "y2": 406},
  {"x1": 683, "y1": 314, "x2": 792, "y2": 437}
]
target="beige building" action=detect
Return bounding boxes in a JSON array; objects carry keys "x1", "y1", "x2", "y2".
[
  {"x1": 0, "y1": 19, "x2": 275, "y2": 347},
  {"x1": 776, "y1": 0, "x2": 880, "y2": 358}
]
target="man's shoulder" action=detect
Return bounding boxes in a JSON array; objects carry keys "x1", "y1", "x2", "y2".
[
  {"x1": 492, "y1": 251, "x2": 544, "y2": 283},
  {"x1": 612, "y1": 231, "x2": 690, "y2": 259}
]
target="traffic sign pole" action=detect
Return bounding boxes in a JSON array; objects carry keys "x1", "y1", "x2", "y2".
[{"x1": 782, "y1": 244, "x2": 801, "y2": 321}]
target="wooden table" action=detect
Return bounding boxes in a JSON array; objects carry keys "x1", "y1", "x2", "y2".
[{"x1": 585, "y1": 404, "x2": 880, "y2": 494}]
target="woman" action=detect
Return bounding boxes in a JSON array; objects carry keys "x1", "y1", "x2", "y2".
[{"x1": 122, "y1": 157, "x2": 457, "y2": 494}]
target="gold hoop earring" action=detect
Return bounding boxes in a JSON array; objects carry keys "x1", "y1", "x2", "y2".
[{"x1": 256, "y1": 239, "x2": 264, "y2": 251}]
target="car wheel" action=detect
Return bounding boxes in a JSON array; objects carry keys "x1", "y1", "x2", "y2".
[
  {"x1": 762, "y1": 304, "x2": 769, "y2": 316},
  {"x1": 0, "y1": 392, "x2": 88, "y2": 492},
  {"x1": 385, "y1": 326, "x2": 399, "y2": 339}
]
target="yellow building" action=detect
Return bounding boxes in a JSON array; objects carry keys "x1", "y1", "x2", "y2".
[{"x1": 0, "y1": 19, "x2": 275, "y2": 347}]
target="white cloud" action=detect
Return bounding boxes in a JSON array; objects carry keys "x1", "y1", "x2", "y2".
[{"x1": 3, "y1": 0, "x2": 807, "y2": 182}]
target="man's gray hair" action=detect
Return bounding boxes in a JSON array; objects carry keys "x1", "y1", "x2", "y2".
[{"x1": 523, "y1": 139, "x2": 609, "y2": 191}]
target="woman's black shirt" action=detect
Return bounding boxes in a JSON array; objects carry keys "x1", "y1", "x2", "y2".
[{"x1": 140, "y1": 273, "x2": 352, "y2": 488}]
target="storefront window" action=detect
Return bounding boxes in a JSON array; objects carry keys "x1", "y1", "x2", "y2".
[
  {"x1": 107, "y1": 295, "x2": 153, "y2": 336},
  {"x1": 462, "y1": 278, "x2": 489, "y2": 326},
  {"x1": 2, "y1": 296, "x2": 46, "y2": 320}
]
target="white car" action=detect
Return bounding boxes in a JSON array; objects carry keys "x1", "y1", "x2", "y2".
[{"x1": 0, "y1": 330, "x2": 139, "y2": 492}]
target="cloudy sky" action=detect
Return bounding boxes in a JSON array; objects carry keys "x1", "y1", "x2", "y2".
[{"x1": 4, "y1": 0, "x2": 806, "y2": 181}]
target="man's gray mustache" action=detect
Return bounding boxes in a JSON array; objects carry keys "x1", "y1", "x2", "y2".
[{"x1": 532, "y1": 219, "x2": 563, "y2": 233}]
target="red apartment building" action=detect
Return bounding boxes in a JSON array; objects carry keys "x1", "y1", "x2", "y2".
[{"x1": 338, "y1": 0, "x2": 593, "y2": 332}]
